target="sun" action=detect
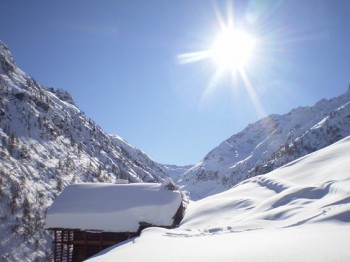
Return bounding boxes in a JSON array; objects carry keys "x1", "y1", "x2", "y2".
[
  {"x1": 210, "y1": 28, "x2": 256, "y2": 71},
  {"x1": 177, "y1": 27, "x2": 257, "y2": 72},
  {"x1": 176, "y1": 2, "x2": 265, "y2": 116}
]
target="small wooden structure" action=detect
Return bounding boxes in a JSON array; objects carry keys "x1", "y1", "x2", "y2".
[{"x1": 46, "y1": 182, "x2": 185, "y2": 262}]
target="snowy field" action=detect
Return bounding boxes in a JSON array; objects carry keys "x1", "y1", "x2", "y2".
[{"x1": 88, "y1": 136, "x2": 350, "y2": 261}]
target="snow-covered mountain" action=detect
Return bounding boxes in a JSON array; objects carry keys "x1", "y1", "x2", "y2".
[
  {"x1": 0, "y1": 41, "x2": 170, "y2": 261},
  {"x1": 179, "y1": 88, "x2": 350, "y2": 200},
  {"x1": 1, "y1": 39, "x2": 349, "y2": 260},
  {"x1": 88, "y1": 136, "x2": 350, "y2": 262}
]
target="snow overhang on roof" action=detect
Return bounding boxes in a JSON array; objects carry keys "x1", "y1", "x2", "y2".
[{"x1": 45, "y1": 183, "x2": 183, "y2": 232}]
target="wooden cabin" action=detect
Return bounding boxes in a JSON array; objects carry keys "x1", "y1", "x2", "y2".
[{"x1": 45, "y1": 180, "x2": 185, "y2": 262}]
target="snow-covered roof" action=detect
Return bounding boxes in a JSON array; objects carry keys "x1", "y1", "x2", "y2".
[{"x1": 45, "y1": 183, "x2": 183, "y2": 232}]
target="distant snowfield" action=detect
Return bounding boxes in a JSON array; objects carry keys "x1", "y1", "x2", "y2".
[{"x1": 88, "y1": 137, "x2": 350, "y2": 261}]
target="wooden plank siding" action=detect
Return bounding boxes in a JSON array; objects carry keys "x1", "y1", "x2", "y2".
[{"x1": 52, "y1": 229, "x2": 137, "y2": 262}]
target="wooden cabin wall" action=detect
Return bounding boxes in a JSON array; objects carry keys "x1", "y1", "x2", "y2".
[{"x1": 51, "y1": 229, "x2": 137, "y2": 262}]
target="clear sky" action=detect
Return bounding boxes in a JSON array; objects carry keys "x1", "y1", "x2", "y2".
[{"x1": 1, "y1": 0, "x2": 350, "y2": 165}]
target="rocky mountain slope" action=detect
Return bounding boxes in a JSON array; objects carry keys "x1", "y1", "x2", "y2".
[
  {"x1": 180, "y1": 88, "x2": 350, "y2": 200},
  {"x1": 0, "y1": 41, "x2": 169, "y2": 261}
]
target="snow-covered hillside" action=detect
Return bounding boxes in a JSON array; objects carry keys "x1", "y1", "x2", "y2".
[
  {"x1": 180, "y1": 89, "x2": 350, "y2": 199},
  {"x1": 0, "y1": 41, "x2": 171, "y2": 260},
  {"x1": 88, "y1": 136, "x2": 350, "y2": 262}
]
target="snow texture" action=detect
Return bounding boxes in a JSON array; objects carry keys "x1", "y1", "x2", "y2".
[
  {"x1": 88, "y1": 136, "x2": 350, "y2": 262},
  {"x1": 45, "y1": 183, "x2": 182, "y2": 232}
]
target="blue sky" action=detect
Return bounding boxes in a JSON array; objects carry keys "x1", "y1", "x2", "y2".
[{"x1": 1, "y1": 0, "x2": 350, "y2": 165}]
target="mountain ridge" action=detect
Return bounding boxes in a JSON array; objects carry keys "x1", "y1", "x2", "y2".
[{"x1": 178, "y1": 87, "x2": 350, "y2": 200}]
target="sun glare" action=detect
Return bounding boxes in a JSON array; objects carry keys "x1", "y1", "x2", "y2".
[
  {"x1": 177, "y1": 1, "x2": 266, "y2": 117},
  {"x1": 211, "y1": 29, "x2": 256, "y2": 71}
]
